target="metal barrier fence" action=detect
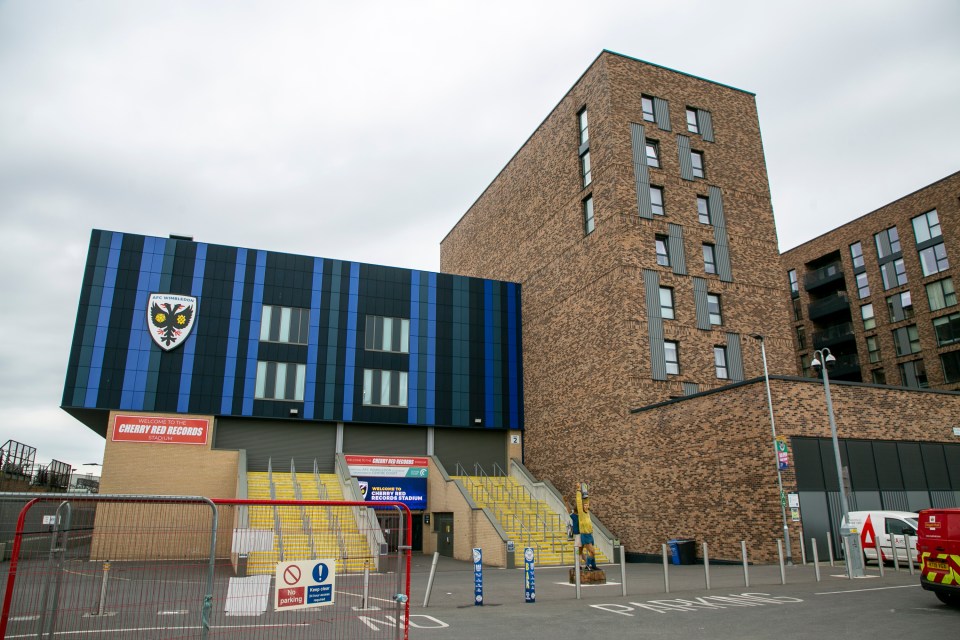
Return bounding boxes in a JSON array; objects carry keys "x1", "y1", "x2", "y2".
[{"x1": 0, "y1": 494, "x2": 411, "y2": 640}]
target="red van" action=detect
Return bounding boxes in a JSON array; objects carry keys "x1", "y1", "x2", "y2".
[{"x1": 917, "y1": 508, "x2": 960, "y2": 607}]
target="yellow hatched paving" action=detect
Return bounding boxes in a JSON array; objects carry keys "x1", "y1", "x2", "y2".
[
  {"x1": 454, "y1": 475, "x2": 609, "y2": 567},
  {"x1": 246, "y1": 472, "x2": 375, "y2": 575}
]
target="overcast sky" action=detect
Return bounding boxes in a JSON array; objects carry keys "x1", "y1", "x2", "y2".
[{"x1": 1, "y1": 1, "x2": 958, "y2": 471}]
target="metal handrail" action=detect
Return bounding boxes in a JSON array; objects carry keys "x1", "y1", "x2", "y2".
[
  {"x1": 290, "y1": 459, "x2": 316, "y2": 559},
  {"x1": 267, "y1": 458, "x2": 284, "y2": 561}
]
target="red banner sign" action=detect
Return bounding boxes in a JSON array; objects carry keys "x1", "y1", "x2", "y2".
[
  {"x1": 112, "y1": 415, "x2": 210, "y2": 445},
  {"x1": 343, "y1": 455, "x2": 430, "y2": 467}
]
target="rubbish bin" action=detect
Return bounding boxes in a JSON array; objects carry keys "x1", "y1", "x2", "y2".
[{"x1": 667, "y1": 539, "x2": 696, "y2": 565}]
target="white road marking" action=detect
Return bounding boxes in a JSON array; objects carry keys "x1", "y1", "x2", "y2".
[{"x1": 815, "y1": 584, "x2": 919, "y2": 595}]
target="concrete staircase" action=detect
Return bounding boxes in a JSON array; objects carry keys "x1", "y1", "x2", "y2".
[
  {"x1": 246, "y1": 471, "x2": 375, "y2": 575},
  {"x1": 454, "y1": 475, "x2": 608, "y2": 567}
]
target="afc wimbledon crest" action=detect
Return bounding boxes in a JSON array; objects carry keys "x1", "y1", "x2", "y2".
[{"x1": 147, "y1": 293, "x2": 197, "y2": 351}]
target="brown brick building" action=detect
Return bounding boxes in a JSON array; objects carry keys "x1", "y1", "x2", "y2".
[
  {"x1": 781, "y1": 171, "x2": 960, "y2": 391},
  {"x1": 441, "y1": 51, "x2": 960, "y2": 561}
]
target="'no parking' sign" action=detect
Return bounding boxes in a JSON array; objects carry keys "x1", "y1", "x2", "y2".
[{"x1": 275, "y1": 559, "x2": 336, "y2": 611}]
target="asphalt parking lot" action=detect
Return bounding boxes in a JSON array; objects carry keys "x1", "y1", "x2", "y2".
[{"x1": 398, "y1": 555, "x2": 956, "y2": 639}]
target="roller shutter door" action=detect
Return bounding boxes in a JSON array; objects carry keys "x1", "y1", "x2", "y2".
[
  {"x1": 214, "y1": 419, "x2": 337, "y2": 472},
  {"x1": 343, "y1": 424, "x2": 427, "y2": 456},
  {"x1": 434, "y1": 428, "x2": 508, "y2": 475}
]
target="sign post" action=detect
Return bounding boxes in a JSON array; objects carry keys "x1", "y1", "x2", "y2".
[
  {"x1": 524, "y1": 547, "x2": 536, "y2": 603},
  {"x1": 473, "y1": 548, "x2": 483, "y2": 606}
]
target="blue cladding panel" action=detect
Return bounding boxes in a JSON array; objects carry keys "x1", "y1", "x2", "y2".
[
  {"x1": 221, "y1": 248, "x2": 248, "y2": 414},
  {"x1": 177, "y1": 243, "x2": 207, "y2": 412},
  {"x1": 484, "y1": 280, "x2": 494, "y2": 427},
  {"x1": 408, "y1": 271, "x2": 421, "y2": 423},
  {"x1": 66, "y1": 231, "x2": 524, "y2": 431},
  {"x1": 507, "y1": 283, "x2": 519, "y2": 429},
  {"x1": 303, "y1": 258, "x2": 324, "y2": 420},
  {"x1": 242, "y1": 251, "x2": 266, "y2": 415},
  {"x1": 84, "y1": 232, "x2": 123, "y2": 407},
  {"x1": 426, "y1": 272, "x2": 437, "y2": 425},
  {"x1": 342, "y1": 262, "x2": 360, "y2": 422}
]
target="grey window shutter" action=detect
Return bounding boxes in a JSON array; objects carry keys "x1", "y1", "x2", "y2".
[
  {"x1": 698, "y1": 109, "x2": 714, "y2": 142},
  {"x1": 693, "y1": 277, "x2": 711, "y2": 330},
  {"x1": 876, "y1": 233, "x2": 892, "y2": 258},
  {"x1": 653, "y1": 97, "x2": 671, "y2": 131},
  {"x1": 631, "y1": 123, "x2": 654, "y2": 219},
  {"x1": 890, "y1": 295, "x2": 904, "y2": 321},
  {"x1": 894, "y1": 328, "x2": 910, "y2": 356},
  {"x1": 677, "y1": 134, "x2": 694, "y2": 180},
  {"x1": 644, "y1": 269, "x2": 667, "y2": 381},
  {"x1": 708, "y1": 186, "x2": 733, "y2": 282},
  {"x1": 725, "y1": 332, "x2": 744, "y2": 382},
  {"x1": 668, "y1": 223, "x2": 687, "y2": 275},
  {"x1": 683, "y1": 382, "x2": 700, "y2": 396}
]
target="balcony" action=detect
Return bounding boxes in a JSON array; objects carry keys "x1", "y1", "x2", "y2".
[
  {"x1": 808, "y1": 353, "x2": 861, "y2": 381},
  {"x1": 812, "y1": 322, "x2": 856, "y2": 349},
  {"x1": 807, "y1": 291, "x2": 850, "y2": 320},
  {"x1": 803, "y1": 261, "x2": 845, "y2": 291}
]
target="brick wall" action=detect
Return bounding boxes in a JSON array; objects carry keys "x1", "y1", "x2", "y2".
[
  {"x1": 92, "y1": 411, "x2": 239, "y2": 559},
  {"x1": 618, "y1": 377, "x2": 960, "y2": 562}
]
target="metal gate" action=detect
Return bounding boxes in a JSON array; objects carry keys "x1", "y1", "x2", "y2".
[{"x1": 0, "y1": 494, "x2": 411, "y2": 639}]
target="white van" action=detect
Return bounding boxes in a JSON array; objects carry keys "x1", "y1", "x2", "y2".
[{"x1": 842, "y1": 511, "x2": 919, "y2": 563}]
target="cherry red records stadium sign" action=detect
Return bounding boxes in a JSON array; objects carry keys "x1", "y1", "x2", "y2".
[{"x1": 112, "y1": 414, "x2": 210, "y2": 445}]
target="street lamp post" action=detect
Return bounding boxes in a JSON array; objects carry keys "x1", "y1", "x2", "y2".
[
  {"x1": 810, "y1": 347, "x2": 864, "y2": 577},
  {"x1": 750, "y1": 334, "x2": 792, "y2": 565}
]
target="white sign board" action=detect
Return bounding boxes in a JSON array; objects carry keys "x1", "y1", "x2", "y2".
[
  {"x1": 954, "y1": 426, "x2": 960, "y2": 437},
  {"x1": 274, "y1": 559, "x2": 336, "y2": 611},
  {"x1": 42, "y1": 515, "x2": 58, "y2": 525}
]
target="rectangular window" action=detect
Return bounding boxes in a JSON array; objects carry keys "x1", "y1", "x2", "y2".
[
  {"x1": 714, "y1": 346, "x2": 728, "y2": 379},
  {"x1": 691, "y1": 151, "x2": 705, "y2": 178},
  {"x1": 664, "y1": 340, "x2": 679, "y2": 375},
  {"x1": 362, "y1": 369, "x2": 409, "y2": 407},
  {"x1": 926, "y1": 277, "x2": 957, "y2": 311},
  {"x1": 697, "y1": 196, "x2": 710, "y2": 224},
  {"x1": 912, "y1": 209, "x2": 941, "y2": 243},
  {"x1": 645, "y1": 139, "x2": 660, "y2": 168},
  {"x1": 933, "y1": 312, "x2": 960, "y2": 347},
  {"x1": 856, "y1": 272, "x2": 870, "y2": 299},
  {"x1": 641, "y1": 95, "x2": 655, "y2": 122},
  {"x1": 886, "y1": 290, "x2": 914, "y2": 322},
  {"x1": 583, "y1": 196, "x2": 595, "y2": 235},
  {"x1": 792, "y1": 298, "x2": 802, "y2": 322},
  {"x1": 578, "y1": 108, "x2": 589, "y2": 145},
  {"x1": 655, "y1": 235, "x2": 670, "y2": 267},
  {"x1": 866, "y1": 335, "x2": 881, "y2": 363},
  {"x1": 788, "y1": 270, "x2": 799, "y2": 295},
  {"x1": 919, "y1": 243, "x2": 949, "y2": 276},
  {"x1": 875, "y1": 226, "x2": 901, "y2": 258},
  {"x1": 893, "y1": 324, "x2": 921, "y2": 356},
  {"x1": 686, "y1": 108, "x2": 699, "y2": 134},
  {"x1": 580, "y1": 149, "x2": 592, "y2": 187},
  {"x1": 659, "y1": 287, "x2": 675, "y2": 320},
  {"x1": 254, "y1": 361, "x2": 306, "y2": 401},
  {"x1": 849, "y1": 241, "x2": 865, "y2": 269},
  {"x1": 703, "y1": 244, "x2": 717, "y2": 274},
  {"x1": 364, "y1": 316, "x2": 410, "y2": 353},
  {"x1": 898, "y1": 359, "x2": 928, "y2": 389},
  {"x1": 942, "y1": 351, "x2": 960, "y2": 384},
  {"x1": 796, "y1": 325, "x2": 807, "y2": 350},
  {"x1": 707, "y1": 293, "x2": 722, "y2": 325},
  {"x1": 260, "y1": 305, "x2": 310, "y2": 344},
  {"x1": 861, "y1": 303, "x2": 875, "y2": 330},
  {"x1": 880, "y1": 258, "x2": 907, "y2": 290},
  {"x1": 650, "y1": 186, "x2": 665, "y2": 215}
]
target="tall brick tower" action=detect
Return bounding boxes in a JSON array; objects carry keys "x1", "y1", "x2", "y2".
[{"x1": 441, "y1": 51, "x2": 795, "y2": 494}]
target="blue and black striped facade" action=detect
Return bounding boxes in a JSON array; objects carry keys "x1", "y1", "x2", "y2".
[{"x1": 63, "y1": 230, "x2": 523, "y2": 435}]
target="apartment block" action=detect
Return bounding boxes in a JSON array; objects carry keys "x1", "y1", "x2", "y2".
[
  {"x1": 781, "y1": 172, "x2": 960, "y2": 390},
  {"x1": 441, "y1": 50, "x2": 795, "y2": 503}
]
